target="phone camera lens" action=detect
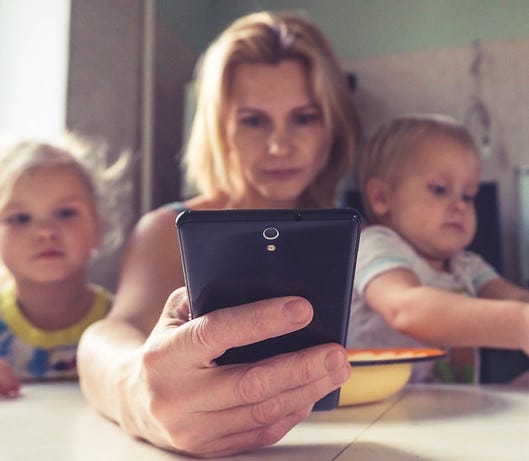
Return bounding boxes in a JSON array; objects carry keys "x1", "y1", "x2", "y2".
[{"x1": 263, "y1": 227, "x2": 279, "y2": 240}]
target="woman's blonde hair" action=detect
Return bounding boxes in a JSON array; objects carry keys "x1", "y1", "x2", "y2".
[
  {"x1": 358, "y1": 113, "x2": 479, "y2": 223},
  {"x1": 183, "y1": 11, "x2": 360, "y2": 207}
]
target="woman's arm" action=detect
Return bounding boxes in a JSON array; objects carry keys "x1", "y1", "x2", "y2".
[
  {"x1": 364, "y1": 268, "x2": 529, "y2": 353},
  {"x1": 78, "y1": 206, "x2": 184, "y2": 424},
  {"x1": 107, "y1": 207, "x2": 185, "y2": 334}
]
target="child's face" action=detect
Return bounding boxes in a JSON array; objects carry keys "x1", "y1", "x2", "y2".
[
  {"x1": 380, "y1": 135, "x2": 480, "y2": 270},
  {"x1": 0, "y1": 166, "x2": 100, "y2": 285}
]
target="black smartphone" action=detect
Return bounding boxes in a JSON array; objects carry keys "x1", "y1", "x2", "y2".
[{"x1": 176, "y1": 208, "x2": 361, "y2": 410}]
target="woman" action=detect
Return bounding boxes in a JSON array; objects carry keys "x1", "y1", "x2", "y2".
[{"x1": 78, "y1": 11, "x2": 359, "y2": 457}]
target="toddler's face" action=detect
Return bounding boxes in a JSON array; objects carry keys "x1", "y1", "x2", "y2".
[
  {"x1": 384, "y1": 135, "x2": 480, "y2": 270},
  {"x1": 0, "y1": 166, "x2": 100, "y2": 284}
]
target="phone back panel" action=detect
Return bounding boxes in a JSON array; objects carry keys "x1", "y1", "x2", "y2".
[{"x1": 176, "y1": 208, "x2": 361, "y2": 410}]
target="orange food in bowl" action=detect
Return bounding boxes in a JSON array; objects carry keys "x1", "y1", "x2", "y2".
[{"x1": 338, "y1": 348, "x2": 445, "y2": 406}]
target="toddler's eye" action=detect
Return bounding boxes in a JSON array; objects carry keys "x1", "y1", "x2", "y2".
[
  {"x1": 428, "y1": 184, "x2": 447, "y2": 196},
  {"x1": 462, "y1": 193, "x2": 476, "y2": 204},
  {"x1": 56, "y1": 207, "x2": 79, "y2": 219},
  {"x1": 6, "y1": 213, "x2": 31, "y2": 226}
]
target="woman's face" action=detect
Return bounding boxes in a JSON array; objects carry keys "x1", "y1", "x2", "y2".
[{"x1": 225, "y1": 60, "x2": 330, "y2": 208}]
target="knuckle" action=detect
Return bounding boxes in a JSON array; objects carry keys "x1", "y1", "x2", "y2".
[
  {"x1": 293, "y1": 405, "x2": 313, "y2": 421},
  {"x1": 189, "y1": 316, "x2": 219, "y2": 358},
  {"x1": 165, "y1": 288, "x2": 187, "y2": 313},
  {"x1": 257, "y1": 424, "x2": 289, "y2": 447},
  {"x1": 251, "y1": 396, "x2": 284, "y2": 426},
  {"x1": 292, "y1": 352, "x2": 315, "y2": 383},
  {"x1": 236, "y1": 366, "x2": 268, "y2": 403},
  {"x1": 257, "y1": 408, "x2": 310, "y2": 447}
]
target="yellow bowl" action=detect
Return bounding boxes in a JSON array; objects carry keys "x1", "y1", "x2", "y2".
[{"x1": 338, "y1": 348, "x2": 445, "y2": 407}]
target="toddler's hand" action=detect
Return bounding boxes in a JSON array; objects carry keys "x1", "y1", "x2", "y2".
[{"x1": 0, "y1": 358, "x2": 21, "y2": 398}]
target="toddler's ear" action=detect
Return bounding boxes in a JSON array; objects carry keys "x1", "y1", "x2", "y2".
[
  {"x1": 92, "y1": 217, "x2": 103, "y2": 250},
  {"x1": 366, "y1": 178, "x2": 390, "y2": 217}
]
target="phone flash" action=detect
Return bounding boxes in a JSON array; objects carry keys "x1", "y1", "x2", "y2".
[{"x1": 266, "y1": 244, "x2": 276, "y2": 252}]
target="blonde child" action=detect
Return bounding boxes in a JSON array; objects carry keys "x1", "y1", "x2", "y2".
[
  {"x1": 348, "y1": 114, "x2": 529, "y2": 383},
  {"x1": 0, "y1": 135, "x2": 130, "y2": 397}
]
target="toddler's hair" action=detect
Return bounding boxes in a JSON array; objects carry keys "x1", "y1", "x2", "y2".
[
  {"x1": 358, "y1": 113, "x2": 479, "y2": 223},
  {"x1": 0, "y1": 132, "x2": 133, "y2": 257}
]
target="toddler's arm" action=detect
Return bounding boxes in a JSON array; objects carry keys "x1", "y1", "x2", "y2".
[
  {"x1": 364, "y1": 268, "x2": 529, "y2": 354},
  {"x1": 478, "y1": 277, "x2": 529, "y2": 302}
]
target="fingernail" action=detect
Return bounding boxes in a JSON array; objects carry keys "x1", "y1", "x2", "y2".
[
  {"x1": 325, "y1": 349, "x2": 347, "y2": 372},
  {"x1": 283, "y1": 299, "x2": 310, "y2": 324}
]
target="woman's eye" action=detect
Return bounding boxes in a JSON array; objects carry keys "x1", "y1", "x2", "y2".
[
  {"x1": 240, "y1": 115, "x2": 266, "y2": 128},
  {"x1": 5, "y1": 213, "x2": 31, "y2": 226},
  {"x1": 293, "y1": 112, "x2": 319, "y2": 125},
  {"x1": 56, "y1": 207, "x2": 79, "y2": 219},
  {"x1": 428, "y1": 184, "x2": 447, "y2": 196}
]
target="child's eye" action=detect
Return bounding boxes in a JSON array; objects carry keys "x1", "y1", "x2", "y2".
[
  {"x1": 5, "y1": 213, "x2": 31, "y2": 226},
  {"x1": 293, "y1": 112, "x2": 320, "y2": 125},
  {"x1": 427, "y1": 184, "x2": 447, "y2": 196},
  {"x1": 56, "y1": 207, "x2": 79, "y2": 219},
  {"x1": 462, "y1": 193, "x2": 476, "y2": 204}
]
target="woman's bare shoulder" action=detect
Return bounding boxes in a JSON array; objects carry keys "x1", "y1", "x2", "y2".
[
  {"x1": 130, "y1": 194, "x2": 227, "y2": 244},
  {"x1": 135, "y1": 206, "x2": 171, "y2": 231},
  {"x1": 184, "y1": 193, "x2": 228, "y2": 210}
]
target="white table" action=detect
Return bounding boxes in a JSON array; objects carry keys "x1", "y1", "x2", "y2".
[{"x1": 2, "y1": 381, "x2": 528, "y2": 460}]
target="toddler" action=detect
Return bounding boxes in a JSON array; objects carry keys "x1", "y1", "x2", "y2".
[
  {"x1": 347, "y1": 114, "x2": 529, "y2": 383},
  {"x1": 0, "y1": 134, "x2": 130, "y2": 397}
]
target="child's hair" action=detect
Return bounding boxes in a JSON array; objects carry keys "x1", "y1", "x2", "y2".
[
  {"x1": 183, "y1": 11, "x2": 360, "y2": 207},
  {"x1": 358, "y1": 113, "x2": 479, "y2": 223},
  {"x1": 0, "y1": 132, "x2": 133, "y2": 258}
]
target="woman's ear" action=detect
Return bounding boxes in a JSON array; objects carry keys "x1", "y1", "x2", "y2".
[{"x1": 365, "y1": 177, "x2": 391, "y2": 217}]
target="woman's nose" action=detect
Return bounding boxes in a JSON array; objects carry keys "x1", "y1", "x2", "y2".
[{"x1": 267, "y1": 130, "x2": 293, "y2": 156}]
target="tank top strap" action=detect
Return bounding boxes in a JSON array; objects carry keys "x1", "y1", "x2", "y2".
[{"x1": 162, "y1": 201, "x2": 188, "y2": 213}]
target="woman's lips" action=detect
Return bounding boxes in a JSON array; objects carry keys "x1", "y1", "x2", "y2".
[{"x1": 261, "y1": 168, "x2": 302, "y2": 180}]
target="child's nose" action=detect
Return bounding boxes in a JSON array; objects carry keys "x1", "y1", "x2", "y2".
[
  {"x1": 451, "y1": 196, "x2": 469, "y2": 211},
  {"x1": 35, "y1": 219, "x2": 58, "y2": 239}
]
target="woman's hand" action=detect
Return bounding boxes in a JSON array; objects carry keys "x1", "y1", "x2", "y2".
[
  {"x1": 0, "y1": 358, "x2": 20, "y2": 399},
  {"x1": 117, "y1": 287, "x2": 351, "y2": 458},
  {"x1": 511, "y1": 370, "x2": 529, "y2": 387}
]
